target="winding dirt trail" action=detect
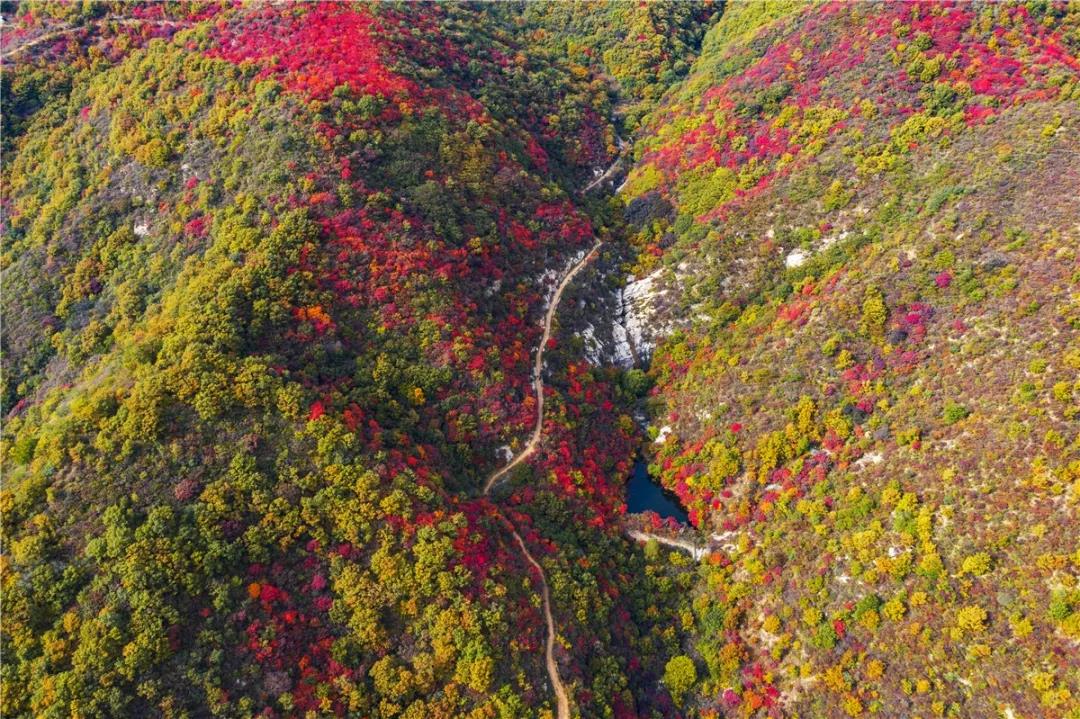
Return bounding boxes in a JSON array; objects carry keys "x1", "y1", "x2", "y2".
[
  {"x1": 477, "y1": 141, "x2": 635, "y2": 716},
  {"x1": 511, "y1": 528, "x2": 571, "y2": 719},
  {"x1": 483, "y1": 240, "x2": 601, "y2": 495},
  {"x1": 580, "y1": 137, "x2": 629, "y2": 195},
  {"x1": 581, "y1": 158, "x2": 623, "y2": 195},
  {"x1": 480, "y1": 239, "x2": 601, "y2": 719},
  {"x1": 626, "y1": 529, "x2": 707, "y2": 560}
]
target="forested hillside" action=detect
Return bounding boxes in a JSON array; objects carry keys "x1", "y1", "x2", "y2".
[
  {"x1": 1, "y1": 2, "x2": 674, "y2": 717},
  {"x1": 2, "y1": 2, "x2": 1078, "y2": 719},
  {"x1": 624, "y1": 1, "x2": 1080, "y2": 716},
  {"x1": 520, "y1": 1, "x2": 721, "y2": 130}
]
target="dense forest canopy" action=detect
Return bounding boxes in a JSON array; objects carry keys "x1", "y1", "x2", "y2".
[{"x1": 1, "y1": 2, "x2": 1078, "y2": 718}]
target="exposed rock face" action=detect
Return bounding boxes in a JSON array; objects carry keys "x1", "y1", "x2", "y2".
[{"x1": 615, "y1": 270, "x2": 667, "y2": 367}]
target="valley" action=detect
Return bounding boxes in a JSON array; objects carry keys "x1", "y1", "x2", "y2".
[{"x1": 2, "y1": 2, "x2": 1078, "y2": 718}]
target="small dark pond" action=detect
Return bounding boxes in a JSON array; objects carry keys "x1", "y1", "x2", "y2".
[{"x1": 626, "y1": 457, "x2": 689, "y2": 523}]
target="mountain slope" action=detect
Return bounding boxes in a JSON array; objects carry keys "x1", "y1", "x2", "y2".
[
  {"x1": 622, "y1": 2, "x2": 1080, "y2": 716},
  {"x1": 3, "y1": 2, "x2": 1079, "y2": 718},
  {"x1": 0, "y1": 4, "x2": 685, "y2": 717}
]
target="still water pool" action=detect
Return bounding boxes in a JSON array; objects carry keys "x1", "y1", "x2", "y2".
[{"x1": 626, "y1": 457, "x2": 689, "y2": 523}]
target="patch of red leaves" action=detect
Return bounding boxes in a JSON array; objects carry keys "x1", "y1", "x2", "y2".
[{"x1": 210, "y1": 3, "x2": 415, "y2": 102}]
